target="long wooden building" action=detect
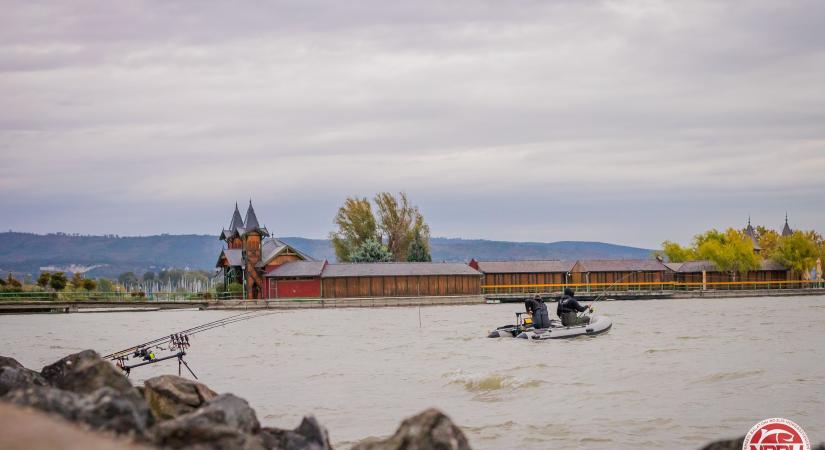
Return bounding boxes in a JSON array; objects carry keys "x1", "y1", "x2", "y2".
[
  {"x1": 666, "y1": 260, "x2": 793, "y2": 284},
  {"x1": 468, "y1": 260, "x2": 575, "y2": 293},
  {"x1": 265, "y1": 261, "x2": 482, "y2": 298},
  {"x1": 569, "y1": 259, "x2": 670, "y2": 284}
]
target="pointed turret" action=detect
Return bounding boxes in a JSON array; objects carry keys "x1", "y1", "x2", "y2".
[
  {"x1": 220, "y1": 202, "x2": 245, "y2": 242},
  {"x1": 243, "y1": 200, "x2": 269, "y2": 237},
  {"x1": 745, "y1": 216, "x2": 761, "y2": 253},
  {"x1": 781, "y1": 213, "x2": 793, "y2": 237},
  {"x1": 229, "y1": 202, "x2": 244, "y2": 231}
]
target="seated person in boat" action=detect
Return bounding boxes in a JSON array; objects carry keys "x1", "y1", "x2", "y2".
[
  {"x1": 557, "y1": 288, "x2": 591, "y2": 326},
  {"x1": 526, "y1": 294, "x2": 552, "y2": 329}
]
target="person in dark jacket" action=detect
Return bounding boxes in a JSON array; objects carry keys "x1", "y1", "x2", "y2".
[
  {"x1": 524, "y1": 296, "x2": 540, "y2": 316},
  {"x1": 521, "y1": 296, "x2": 539, "y2": 329},
  {"x1": 527, "y1": 294, "x2": 552, "y2": 329},
  {"x1": 557, "y1": 288, "x2": 591, "y2": 326}
]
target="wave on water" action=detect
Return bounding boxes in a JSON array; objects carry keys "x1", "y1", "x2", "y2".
[
  {"x1": 290, "y1": 331, "x2": 329, "y2": 337},
  {"x1": 644, "y1": 348, "x2": 683, "y2": 354},
  {"x1": 691, "y1": 369, "x2": 765, "y2": 384},
  {"x1": 444, "y1": 371, "x2": 545, "y2": 392},
  {"x1": 676, "y1": 335, "x2": 705, "y2": 340}
]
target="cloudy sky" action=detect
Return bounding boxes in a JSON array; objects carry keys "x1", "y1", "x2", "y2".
[{"x1": 1, "y1": 1, "x2": 823, "y2": 248}]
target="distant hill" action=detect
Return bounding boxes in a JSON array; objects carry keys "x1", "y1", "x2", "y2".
[{"x1": 0, "y1": 232, "x2": 654, "y2": 279}]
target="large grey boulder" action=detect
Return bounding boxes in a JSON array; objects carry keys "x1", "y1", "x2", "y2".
[
  {"x1": 0, "y1": 355, "x2": 47, "y2": 396},
  {"x1": 2, "y1": 385, "x2": 152, "y2": 437},
  {"x1": 144, "y1": 375, "x2": 217, "y2": 420},
  {"x1": 2, "y1": 385, "x2": 82, "y2": 422},
  {"x1": 260, "y1": 416, "x2": 333, "y2": 450},
  {"x1": 40, "y1": 349, "x2": 137, "y2": 398},
  {"x1": 351, "y1": 409, "x2": 470, "y2": 450},
  {"x1": 79, "y1": 386, "x2": 153, "y2": 435},
  {"x1": 152, "y1": 393, "x2": 262, "y2": 450}
]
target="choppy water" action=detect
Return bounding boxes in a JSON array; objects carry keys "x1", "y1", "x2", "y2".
[{"x1": 1, "y1": 296, "x2": 823, "y2": 449}]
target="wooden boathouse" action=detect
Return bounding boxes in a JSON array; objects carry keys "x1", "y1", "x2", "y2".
[
  {"x1": 265, "y1": 261, "x2": 483, "y2": 299},
  {"x1": 468, "y1": 260, "x2": 575, "y2": 293},
  {"x1": 666, "y1": 260, "x2": 793, "y2": 284},
  {"x1": 569, "y1": 259, "x2": 670, "y2": 285}
]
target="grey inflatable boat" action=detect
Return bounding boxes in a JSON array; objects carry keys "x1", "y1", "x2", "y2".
[
  {"x1": 516, "y1": 314, "x2": 612, "y2": 340},
  {"x1": 487, "y1": 312, "x2": 612, "y2": 339}
]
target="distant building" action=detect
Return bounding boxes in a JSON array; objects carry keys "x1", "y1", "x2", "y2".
[
  {"x1": 216, "y1": 201, "x2": 312, "y2": 299},
  {"x1": 216, "y1": 202, "x2": 482, "y2": 300},
  {"x1": 468, "y1": 259, "x2": 575, "y2": 289}
]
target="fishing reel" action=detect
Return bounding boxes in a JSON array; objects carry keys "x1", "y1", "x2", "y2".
[
  {"x1": 133, "y1": 347, "x2": 156, "y2": 361},
  {"x1": 169, "y1": 333, "x2": 191, "y2": 352}
]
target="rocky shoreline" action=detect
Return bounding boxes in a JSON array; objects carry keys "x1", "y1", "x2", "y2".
[{"x1": 0, "y1": 350, "x2": 820, "y2": 450}]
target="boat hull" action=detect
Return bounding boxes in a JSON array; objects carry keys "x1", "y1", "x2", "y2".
[{"x1": 515, "y1": 314, "x2": 612, "y2": 340}]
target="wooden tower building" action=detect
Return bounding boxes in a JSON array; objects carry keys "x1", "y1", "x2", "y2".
[{"x1": 216, "y1": 201, "x2": 312, "y2": 299}]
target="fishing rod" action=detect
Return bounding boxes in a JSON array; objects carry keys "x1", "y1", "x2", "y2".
[
  {"x1": 104, "y1": 310, "x2": 261, "y2": 360},
  {"x1": 587, "y1": 270, "x2": 645, "y2": 306},
  {"x1": 575, "y1": 270, "x2": 644, "y2": 318},
  {"x1": 104, "y1": 309, "x2": 279, "y2": 377}
]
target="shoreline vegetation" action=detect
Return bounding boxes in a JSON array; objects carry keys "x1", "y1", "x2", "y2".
[
  {"x1": 0, "y1": 350, "x2": 820, "y2": 450},
  {"x1": 660, "y1": 224, "x2": 824, "y2": 281}
]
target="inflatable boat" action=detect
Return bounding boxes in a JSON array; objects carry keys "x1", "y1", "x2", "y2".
[
  {"x1": 517, "y1": 314, "x2": 612, "y2": 340},
  {"x1": 487, "y1": 312, "x2": 612, "y2": 339}
]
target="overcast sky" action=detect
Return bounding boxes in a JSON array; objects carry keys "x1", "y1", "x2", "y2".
[{"x1": 1, "y1": 1, "x2": 823, "y2": 248}]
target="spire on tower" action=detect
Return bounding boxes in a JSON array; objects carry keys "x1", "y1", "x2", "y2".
[
  {"x1": 228, "y1": 202, "x2": 244, "y2": 231},
  {"x1": 782, "y1": 212, "x2": 793, "y2": 237},
  {"x1": 242, "y1": 200, "x2": 269, "y2": 237},
  {"x1": 745, "y1": 215, "x2": 761, "y2": 253}
]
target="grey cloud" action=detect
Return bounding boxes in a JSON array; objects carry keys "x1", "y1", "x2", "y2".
[{"x1": 0, "y1": 0, "x2": 823, "y2": 246}]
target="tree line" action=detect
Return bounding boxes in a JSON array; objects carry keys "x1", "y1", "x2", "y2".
[
  {"x1": 1, "y1": 268, "x2": 214, "y2": 294},
  {"x1": 330, "y1": 192, "x2": 432, "y2": 263},
  {"x1": 660, "y1": 226, "x2": 824, "y2": 279}
]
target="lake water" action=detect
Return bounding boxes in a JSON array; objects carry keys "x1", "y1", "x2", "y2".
[{"x1": 1, "y1": 296, "x2": 823, "y2": 449}]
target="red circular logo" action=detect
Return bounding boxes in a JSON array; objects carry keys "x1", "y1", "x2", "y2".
[{"x1": 743, "y1": 418, "x2": 810, "y2": 450}]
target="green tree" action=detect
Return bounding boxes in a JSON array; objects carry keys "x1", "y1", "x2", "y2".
[
  {"x1": 801, "y1": 230, "x2": 825, "y2": 261},
  {"x1": 349, "y1": 238, "x2": 393, "y2": 263},
  {"x1": 406, "y1": 228, "x2": 432, "y2": 262},
  {"x1": 6, "y1": 273, "x2": 22, "y2": 288},
  {"x1": 694, "y1": 228, "x2": 761, "y2": 279},
  {"x1": 143, "y1": 271, "x2": 156, "y2": 282},
  {"x1": 3, "y1": 274, "x2": 22, "y2": 292},
  {"x1": 49, "y1": 272, "x2": 68, "y2": 291},
  {"x1": 773, "y1": 231, "x2": 819, "y2": 277},
  {"x1": 660, "y1": 240, "x2": 696, "y2": 262},
  {"x1": 97, "y1": 278, "x2": 114, "y2": 292},
  {"x1": 0, "y1": 277, "x2": 5, "y2": 287},
  {"x1": 756, "y1": 226, "x2": 780, "y2": 258},
  {"x1": 82, "y1": 279, "x2": 97, "y2": 291},
  {"x1": 330, "y1": 197, "x2": 379, "y2": 262},
  {"x1": 37, "y1": 272, "x2": 51, "y2": 289},
  {"x1": 227, "y1": 282, "x2": 243, "y2": 297},
  {"x1": 118, "y1": 272, "x2": 138, "y2": 287},
  {"x1": 70, "y1": 273, "x2": 84, "y2": 290},
  {"x1": 374, "y1": 192, "x2": 430, "y2": 262}
]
